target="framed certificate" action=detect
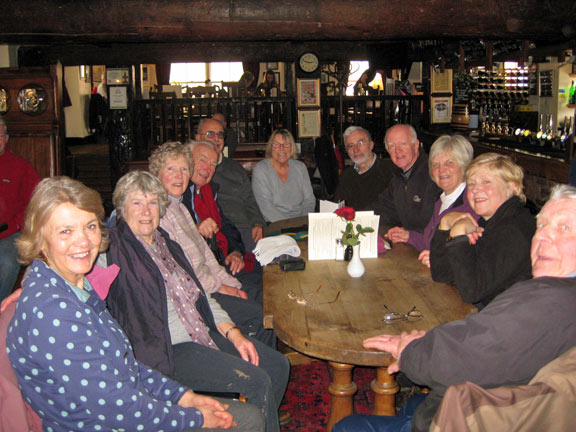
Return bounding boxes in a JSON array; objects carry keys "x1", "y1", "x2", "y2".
[
  {"x1": 298, "y1": 109, "x2": 321, "y2": 138},
  {"x1": 430, "y1": 67, "x2": 453, "y2": 93}
]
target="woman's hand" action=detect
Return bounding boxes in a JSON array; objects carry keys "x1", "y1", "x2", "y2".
[
  {"x1": 198, "y1": 218, "x2": 219, "y2": 239},
  {"x1": 219, "y1": 284, "x2": 247, "y2": 299},
  {"x1": 221, "y1": 324, "x2": 259, "y2": 366},
  {"x1": 363, "y1": 330, "x2": 426, "y2": 374},
  {"x1": 418, "y1": 250, "x2": 431, "y2": 268},
  {"x1": 1, "y1": 288, "x2": 22, "y2": 313},
  {"x1": 438, "y1": 211, "x2": 474, "y2": 231},
  {"x1": 178, "y1": 391, "x2": 236, "y2": 429},
  {"x1": 385, "y1": 227, "x2": 410, "y2": 243},
  {"x1": 449, "y1": 214, "x2": 482, "y2": 242},
  {"x1": 225, "y1": 251, "x2": 245, "y2": 275},
  {"x1": 252, "y1": 224, "x2": 263, "y2": 243}
]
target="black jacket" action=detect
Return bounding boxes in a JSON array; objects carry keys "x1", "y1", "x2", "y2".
[
  {"x1": 373, "y1": 152, "x2": 441, "y2": 233},
  {"x1": 106, "y1": 220, "x2": 216, "y2": 376},
  {"x1": 430, "y1": 196, "x2": 535, "y2": 308}
]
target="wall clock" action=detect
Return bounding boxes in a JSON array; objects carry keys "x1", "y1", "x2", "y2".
[{"x1": 299, "y1": 52, "x2": 319, "y2": 73}]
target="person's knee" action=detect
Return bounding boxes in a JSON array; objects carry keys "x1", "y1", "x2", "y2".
[{"x1": 224, "y1": 400, "x2": 265, "y2": 432}]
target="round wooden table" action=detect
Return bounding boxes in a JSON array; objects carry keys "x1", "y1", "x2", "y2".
[{"x1": 263, "y1": 240, "x2": 475, "y2": 431}]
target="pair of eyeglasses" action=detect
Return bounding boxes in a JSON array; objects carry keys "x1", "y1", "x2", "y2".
[
  {"x1": 272, "y1": 142, "x2": 291, "y2": 149},
  {"x1": 201, "y1": 131, "x2": 225, "y2": 140},
  {"x1": 382, "y1": 305, "x2": 423, "y2": 324},
  {"x1": 345, "y1": 139, "x2": 367, "y2": 150}
]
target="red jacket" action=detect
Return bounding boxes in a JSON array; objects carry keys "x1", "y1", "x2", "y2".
[{"x1": 0, "y1": 145, "x2": 40, "y2": 239}]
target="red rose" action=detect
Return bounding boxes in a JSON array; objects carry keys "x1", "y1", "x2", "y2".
[{"x1": 334, "y1": 206, "x2": 356, "y2": 221}]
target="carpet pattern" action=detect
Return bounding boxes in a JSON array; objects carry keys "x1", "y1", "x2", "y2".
[{"x1": 280, "y1": 361, "x2": 376, "y2": 431}]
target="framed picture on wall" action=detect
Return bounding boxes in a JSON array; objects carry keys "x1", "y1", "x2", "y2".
[
  {"x1": 297, "y1": 78, "x2": 321, "y2": 107},
  {"x1": 430, "y1": 96, "x2": 452, "y2": 123},
  {"x1": 266, "y1": 62, "x2": 278, "y2": 71},
  {"x1": 430, "y1": 67, "x2": 453, "y2": 93},
  {"x1": 92, "y1": 65, "x2": 106, "y2": 85},
  {"x1": 298, "y1": 109, "x2": 321, "y2": 138}
]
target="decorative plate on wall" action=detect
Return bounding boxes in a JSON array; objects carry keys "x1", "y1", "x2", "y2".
[
  {"x1": 17, "y1": 84, "x2": 48, "y2": 115},
  {"x1": 0, "y1": 86, "x2": 9, "y2": 114}
]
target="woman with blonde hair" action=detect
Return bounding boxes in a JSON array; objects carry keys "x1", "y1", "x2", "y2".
[
  {"x1": 252, "y1": 129, "x2": 315, "y2": 222},
  {"x1": 430, "y1": 153, "x2": 536, "y2": 309},
  {"x1": 7, "y1": 177, "x2": 243, "y2": 431}
]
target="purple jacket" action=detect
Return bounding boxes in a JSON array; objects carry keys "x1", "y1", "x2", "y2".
[{"x1": 407, "y1": 187, "x2": 478, "y2": 252}]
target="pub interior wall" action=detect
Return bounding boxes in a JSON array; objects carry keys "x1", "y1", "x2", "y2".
[{"x1": 64, "y1": 66, "x2": 92, "y2": 138}]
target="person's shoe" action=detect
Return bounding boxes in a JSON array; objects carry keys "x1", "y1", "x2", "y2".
[{"x1": 279, "y1": 410, "x2": 292, "y2": 426}]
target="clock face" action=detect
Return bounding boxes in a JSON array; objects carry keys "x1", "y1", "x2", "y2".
[{"x1": 299, "y1": 52, "x2": 319, "y2": 73}]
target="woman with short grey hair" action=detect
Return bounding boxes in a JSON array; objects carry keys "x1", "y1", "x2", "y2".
[
  {"x1": 106, "y1": 170, "x2": 286, "y2": 432},
  {"x1": 386, "y1": 135, "x2": 478, "y2": 267}
]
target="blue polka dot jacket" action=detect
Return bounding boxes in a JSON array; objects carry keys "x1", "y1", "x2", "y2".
[{"x1": 6, "y1": 259, "x2": 204, "y2": 431}]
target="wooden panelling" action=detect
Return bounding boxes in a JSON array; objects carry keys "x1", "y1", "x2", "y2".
[{"x1": 0, "y1": 65, "x2": 64, "y2": 178}]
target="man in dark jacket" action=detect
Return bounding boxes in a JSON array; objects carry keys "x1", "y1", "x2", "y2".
[
  {"x1": 334, "y1": 126, "x2": 393, "y2": 211},
  {"x1": 374, "y1": 124, "x2": 440, "y2": 239},
  {"x1": 182, "y1": 140, "x2": 263, "y2": 304},
  {"x1": 196, "y1": 117, "x2": 266, "y2": 252},
  {"x1": 334, "y1": 184, "x2": 576, "y2": 432}
]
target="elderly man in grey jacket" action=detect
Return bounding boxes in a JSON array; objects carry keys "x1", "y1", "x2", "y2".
[{"x1": 335, "y1": 184, "x2": 576, "y2": 432}]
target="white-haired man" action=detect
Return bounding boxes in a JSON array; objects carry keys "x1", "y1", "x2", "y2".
[
  {"x1": 196, "y1": 118, "x2": 266, "y2": 252},
  {"x1": 335, "y1": 184, "x2": 576, "y2": 432},
  {"x1": 374, "y1": 124, "x2": 440, "y2": 237}
]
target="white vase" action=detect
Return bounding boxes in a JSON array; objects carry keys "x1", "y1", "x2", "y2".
[{"x1": 347, "y1": 245, "x2": 365, "y2": 278}]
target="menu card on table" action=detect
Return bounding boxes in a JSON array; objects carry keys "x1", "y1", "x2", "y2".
[{"x1": 308, "y1": 211, "x2": 380, "y2": 260}]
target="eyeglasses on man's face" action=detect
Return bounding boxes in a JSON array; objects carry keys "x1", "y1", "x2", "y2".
[
  {"x1": 345, "y1": 139, "x2": 369, "y2": 151},
  {"x1": 382, "y1": 305, "x2": 423, "y2": 324},
  {"x1": 201, "y1": 130, "x2": 225, "y2": 140}
]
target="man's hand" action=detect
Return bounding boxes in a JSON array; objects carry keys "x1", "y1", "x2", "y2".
[
  {"x1": 252, "y1": 224, "x2": 263, "y2": 243},
  {"x1": 178, "y1": 391, "x2": 235, "y2": 429},
  {"x1": 225, "y1": 251, "x2": 245, "y2": 274},
  {"x1": 198, "y1": 218, "x2": 219, "y2": 239},
  {"x1": 1, "y1": 288, "x2": 22, "y2": 313},
  {"x1": 219, "y1": 284, "x2": 247, "y2": 299},
  {"x1": 418, "y1": 250, "x2": 431, "y2": 268},
  {"x1": 385, "y1": 226, "x2": 410, "y2": 244},
  {"x1": 363, "y1": 330, "x2": 426, "y2": 374},
  {"x1": 221, "y1": 324, "x2": 259, "y2": 365}
]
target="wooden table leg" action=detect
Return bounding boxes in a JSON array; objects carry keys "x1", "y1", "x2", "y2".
[
  {"x1": 371, "y1": 366, "x2": 398, "y2": 416},
  {"x1": 326, "y1": 361, "x2": 357, "y2": 432}
]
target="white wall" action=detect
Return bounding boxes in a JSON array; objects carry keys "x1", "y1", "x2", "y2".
[{"x1": 64, "y1": 66, "x2": 92, "y2": 138}]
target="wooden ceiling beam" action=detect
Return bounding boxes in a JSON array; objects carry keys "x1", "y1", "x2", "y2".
[{"x1": 1, "y1": 0, "x2": 574, "y2": 45}]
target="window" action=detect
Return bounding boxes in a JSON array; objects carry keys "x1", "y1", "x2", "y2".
[
  {"x1": 346, "y1": 61, "x2": 384, "y2": 95},
  {"x1": 169, "y1": 62, "x2": 244, "y2": 86}
]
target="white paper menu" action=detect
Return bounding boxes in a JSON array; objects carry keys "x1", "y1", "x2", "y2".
[{"x1": 308, "y1": 211, "x2": 380, "y2": 260}]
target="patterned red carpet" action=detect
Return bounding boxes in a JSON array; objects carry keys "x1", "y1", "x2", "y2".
[{"x1": 280, "y1": 361, "x2": 376, "y2": 431}]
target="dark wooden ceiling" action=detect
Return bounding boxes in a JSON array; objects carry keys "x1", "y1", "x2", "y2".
[{"x1": 3, "y1": 0, "x2": 576, "y2": 65}]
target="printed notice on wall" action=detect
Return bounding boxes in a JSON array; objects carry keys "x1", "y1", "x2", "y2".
[{"x1": 109, "y1": 86, "x2": 128, "y2": 110}]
